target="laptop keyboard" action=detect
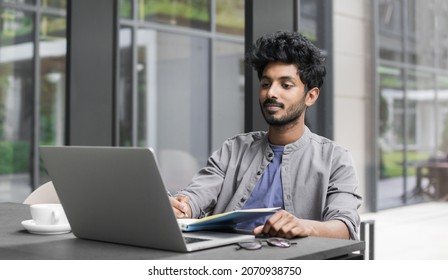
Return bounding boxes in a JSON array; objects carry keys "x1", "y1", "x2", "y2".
[{"x1": 184, "y1": 236, "x2": 210, "y2": 244}]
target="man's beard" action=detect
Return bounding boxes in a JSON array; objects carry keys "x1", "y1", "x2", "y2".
[{"x1": 260, "y1": 97, "x2": 307, "y2": 127}]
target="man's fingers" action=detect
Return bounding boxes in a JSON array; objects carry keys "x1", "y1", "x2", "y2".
[
  {"x1": 253, "y1": 225, "x2": 264, "y2": 236},
  {"x1": 256, "y1": 210, "x2": 306, "y2": 239},
  {"x1": 177, "y1": 195, "x2": 190, "y2": 203},
  {"x1": 262, "y1": 210, "x2": 287, "y2": 235},
  {"x1": 169, "y1": 197, "x2": 189, "y2": 218}
]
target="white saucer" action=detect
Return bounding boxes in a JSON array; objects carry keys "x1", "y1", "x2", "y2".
[{"x1": 21, "y1": 219, "x2": 71, "y2": 235}]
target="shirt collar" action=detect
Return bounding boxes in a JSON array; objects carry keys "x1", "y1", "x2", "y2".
[{"x1": 263, "y1": 126, "x2": 311, "y2": 154}]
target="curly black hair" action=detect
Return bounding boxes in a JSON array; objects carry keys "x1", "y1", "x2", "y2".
[{"x1": 245, "y1": 30, "x2": 326, "y2": 92}]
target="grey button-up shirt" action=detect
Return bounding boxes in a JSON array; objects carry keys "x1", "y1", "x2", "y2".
[{"x1": 178, "y1": 126, "x2": 362, "y2": 239}]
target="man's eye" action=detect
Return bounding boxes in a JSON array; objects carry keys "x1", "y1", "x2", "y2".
[
  {"x1": 260, "y1": 82, "x2": 270, "y2": 88},
  {"x1": 282, "y1": 84, "x2": 293, "y2": 89}
]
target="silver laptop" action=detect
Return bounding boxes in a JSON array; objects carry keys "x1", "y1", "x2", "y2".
[{"x1": 39, "y1": 146, "x2": 254, "y2": 252}]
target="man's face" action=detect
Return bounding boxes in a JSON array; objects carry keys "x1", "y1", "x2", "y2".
[{"x1": 259, "y1": 62, "x2": 308, "y2": 127}]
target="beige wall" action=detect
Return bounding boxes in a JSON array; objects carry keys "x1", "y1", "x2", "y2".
[{"x1": 333, "y1": 0, "x2": 374, "y2": 213}]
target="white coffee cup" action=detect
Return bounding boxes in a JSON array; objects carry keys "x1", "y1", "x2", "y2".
[{"x1": 30, "y1": 204, "x2": 69, "y2": 226}]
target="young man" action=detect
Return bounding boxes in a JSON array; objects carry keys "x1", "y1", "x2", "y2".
[{"x1": 170, "y1": 30, "x2": 362, "y2": 240}]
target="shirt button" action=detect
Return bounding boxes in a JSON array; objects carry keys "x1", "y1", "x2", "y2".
[
  {"x1": 257, "y1": 171, "x2": 262, "y2": 175},
  {"x1": 268, "y1": 153, "x2": 273, "y2": 157},
  {"x1": 240, "y1": 197, "x2": 246, "y2": 203}
]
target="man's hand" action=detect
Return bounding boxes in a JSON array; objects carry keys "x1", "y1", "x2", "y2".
[
  {"x1": 169, "y1": 195, "x2": 192, "y2": 219},
  {"x1": 253, "y1": 210, "x2": 314, "y2": 238},
  {"x1": 253, "y1": 210, "x2": 349, "y2": 239}
]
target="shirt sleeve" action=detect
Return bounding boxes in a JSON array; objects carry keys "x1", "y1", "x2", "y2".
[
  {"x1": 177, "y1": 141, "x2": 231, "y2": 218},
  {"x1": 323, "y1": 147, "x2": 362, "y2": 240}
]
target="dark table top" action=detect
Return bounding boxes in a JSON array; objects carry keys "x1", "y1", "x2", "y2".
[{"x1": 0, "y1": 202, "x2": 364, "y2": 260}]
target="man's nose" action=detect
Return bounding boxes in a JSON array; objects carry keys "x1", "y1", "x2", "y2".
[{"x1": 266, "y1": 84, "x2": 279, "y2": 98}]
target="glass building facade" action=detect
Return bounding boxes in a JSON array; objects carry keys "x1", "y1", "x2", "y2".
[
  {"x1": 0, "y1": 0, "x2": 247, "y2": 199},
  {"x1": 116, "y1": 0, "x2": 245, "y2": 191},
  {"x1": 0, "y1": 0, "x2": 67, "y2": 201},
  {"x1": 376, "y1": 0, "x2": 448, "y2": 209}
]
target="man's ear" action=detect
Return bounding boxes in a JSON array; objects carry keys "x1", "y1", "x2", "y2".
[{"x1": 305, "y1": 87, "x2": 320, "y2": 107}]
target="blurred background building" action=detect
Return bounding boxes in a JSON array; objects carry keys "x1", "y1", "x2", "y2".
[{"x1": 1, "y1": 0, "x2": 448, "y2": 213}]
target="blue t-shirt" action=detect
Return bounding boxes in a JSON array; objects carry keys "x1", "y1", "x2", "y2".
[{"x1": 236, "y1": 144, "x2": 285, "y2": 230}]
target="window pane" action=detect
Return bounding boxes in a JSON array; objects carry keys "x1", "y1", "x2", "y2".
[
  {"x1": 438, "y1": 75, "x2": 448, "y2": 91},
  {"x1": 136, "y1": 30, "x2": 154, "y2": 147},
  {"x1": 378, "y1": 66, "x2": 406, "y2": 209},
  {"x1": 405, "y1": 70, "x2": 436, "y2": 201},
  {"x1": 138, "y1": 0, "x2": 210, "y2": 31},
  {"x1": 120, "y1": 0, "x2": 133, "y2": 19},
  {"x1": 392, "y1": 98, "x2": 405, "y2": 146},
  {"x1": 378, "y1": 65, "x2": 402, "y2": 151},
  {"x1": 300, "y1": 0, "x2": 318, "y2": 42},
  {"x1": 40, "y1": 14, "x2": 66, "y2": 40},
  {"x1": 212, "y1": 41, "x2": 244, "y2": 150},
  {"x1": 137, "y1": 30, "x2": 209, "y2": 191},
  {"x1": 39, "y1": 14, "x2": 66, "y2": 146},
  {"x1": 0, "y1": 9, "x2": 33, "y2": 47},
  {"x1": 158, "y1": 32, "x2": 209, "y2": 166},
  {"x1": 435, "y1": 0, "x2": 448, "y2": 70},
  {"x1": 405, "y1": 70, "x2": 435, "y2": 150},
  {"x1": 39, "y1": 14, "x2": 66, "y2": 183},
  {"x1": 0, "y1": 9, "x2": 34, "y2": 201},
  {"x1": 2, "y1": 0, "x2": 35, "y2": 4},
  {"x1": 378, "y1": 0, "x2": 403, "y2": 62},
  {"x1": 215, "y1": 0, "x2": 244, "y2": 35},
  {"x1": 438, "y1": 75, "x2": 448, "y2": 153},
  {"x1": 41, "y1": 0, "x2": 66, "y2": 9},
  {"x1": 118, "y1": 28, "x2": 133, "y2": 146},
  {"x1": 407, "y1": 0, "x2": 435, "y2": 67},
  {"x1": 375, "y1": 0, "x2": 448, "y2": 209}
]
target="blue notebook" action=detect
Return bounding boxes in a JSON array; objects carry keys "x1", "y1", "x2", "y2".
[{"x1": 177, "y1": 207, "x2": 280, "y2": 232}]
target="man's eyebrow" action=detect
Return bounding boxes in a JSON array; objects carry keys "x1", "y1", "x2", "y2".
[
  {"x1": 261, "y1": 75, "x2": 296, "y2": 81},
  {"x1": 260, "y1": 75, "x2": 271, "y2": 81}
]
